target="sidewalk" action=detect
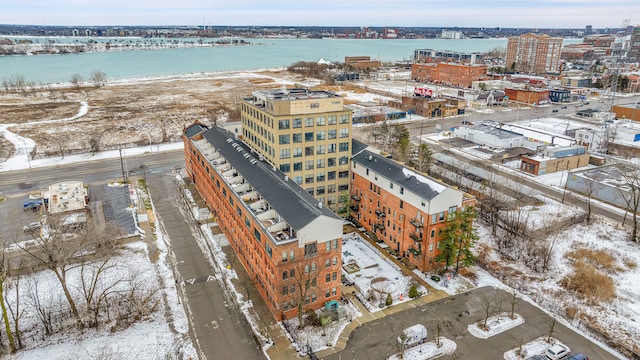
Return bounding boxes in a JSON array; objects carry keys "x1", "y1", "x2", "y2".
[{"x1": 266, "y1": 228, "x2": 450, "y2": 360}]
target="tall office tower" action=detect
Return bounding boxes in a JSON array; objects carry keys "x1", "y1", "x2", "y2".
[
  {"x1": 585, "y1": 25, "x2": 593, "y2": 35},
  {"x1": 506, "y1": 33, "x2": 563, "y2": 75},
  {"x1": 240, "y1": 88, "x2": 352, "y2": 213},
  {"x1": 628, "y1": 26, "x2": 640, "y2": 62}
]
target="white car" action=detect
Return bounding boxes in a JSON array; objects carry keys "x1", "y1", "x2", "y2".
[
  {"x1": 545, "y1": 343, "x2": 571, "y2": 360},
  {"x1": 23, "y1": 221, "x2": 42, "y2": 232}
]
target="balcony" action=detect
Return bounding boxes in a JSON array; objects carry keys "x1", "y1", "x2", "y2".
[
  {"x1": 375, "y1": 209, "x2": 386, "y2": 217},
  {"x1": 409, "y1": 232, "x2": 423, "y2": 242},
  {"x1": 408, "y1": 248, "x2": 421, "y2": 256},
  {"x1": 350, "y1": 205, "x2": 359, "y2": 212},
  {"x1": 374, "y1": 223, "x2": 385, "y2": 231},
  {"x1": 351, "y1": 195, "x2": 361, "y2": 201},
  {"x1": 409, "y1": 219, "x2": 424, "y2": 228}
]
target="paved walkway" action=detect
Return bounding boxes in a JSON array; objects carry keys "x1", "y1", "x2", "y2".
[{"x1": 266, "y1": 229, "x2": 450, "y2": 360}]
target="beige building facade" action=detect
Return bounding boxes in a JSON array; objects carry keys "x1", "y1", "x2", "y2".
[
  {"x1": 241, "y1": 88, "x2": 352, "y2": 212},
  {"x1": 506, "y1": 33, "x2": 563, "y2": 75}
]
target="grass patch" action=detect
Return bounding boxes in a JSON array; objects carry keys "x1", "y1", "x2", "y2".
[
  {"x1": 561, "y1": 260, "x2": 616, "y2": 304},
  {"x1": 566, "y1": 248, "x2": 620, "y2": 272}
]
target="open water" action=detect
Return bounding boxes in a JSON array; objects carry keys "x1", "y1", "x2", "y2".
[{"x1": 0, "y1": 37, "x2": 581, "y2": 84}]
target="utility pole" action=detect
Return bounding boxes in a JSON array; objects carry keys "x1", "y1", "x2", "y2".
[{"x1": 119, "y1": 148, "x2": 127, "y2": 183}]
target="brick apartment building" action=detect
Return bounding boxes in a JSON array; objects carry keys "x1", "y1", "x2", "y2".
[
  {"x1": 399, "y1": 96, "x2": 466, "y2": 118},
  {"x1": 240, "y1": 88, "x2": 352, "y2": 212},
  {"x1": 184, "y1": 123, "x2": 343, "y2": 320},
  {"x1": 349, "y1": 142, "x2": 476, "y2": 272},
  {"x1": 506, "y1": 33, "x2": 563, "y2": 75},
  {"x1": 411, "y1": 62, "x2": 489, "y2": 88}
]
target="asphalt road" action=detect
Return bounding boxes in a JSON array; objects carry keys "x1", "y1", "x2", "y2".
[
  {"x1": 323, "y1": 287, "x2": 621, "y2": 360},
  {"x1": 147, "y1": 171, "x2": 265, "y2": 360}
]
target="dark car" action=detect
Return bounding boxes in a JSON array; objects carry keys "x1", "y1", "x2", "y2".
[
  {"x1": 561, "y1": 106, "x2": 567, "y2": 109},
  {"x1": 23, "y1": 200, "x2": 42, "y2": 211},
  {"x1": 566, "y1": 354, "x2": 588, "y2": 360},
  {"x1": 552, "y1": 109, "x2": 559, "y2": 113}
]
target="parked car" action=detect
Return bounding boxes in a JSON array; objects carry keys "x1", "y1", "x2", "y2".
[
  {"x1": 566, "y1": 354, "x2": 588, "y2": 360},
  {"x1": 23, "y1": 200, "x2": 42, "y2": 211},
  {"x1": 398, "y1": 324, "x2": 427, "y2": 348},
  {"x1": 561, "y1": 106, "x2": 567, "y2": 109},
  {"x1": 552, "y1": 109, "x2": 559, "y2": 113},
  {"x1": 22, "y1": 221, "x2": 42, "y2": 232},
  {"x1": 545, "y1": 343, "x2": 571, "y2": 359},
  {"x1": 526, "y1": 356, "x2": 548, "y2": 360}
]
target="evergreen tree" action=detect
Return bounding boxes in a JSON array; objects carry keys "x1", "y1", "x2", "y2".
[{"x1": 436, "y1": 206, "x2": 479, "y2": 272}]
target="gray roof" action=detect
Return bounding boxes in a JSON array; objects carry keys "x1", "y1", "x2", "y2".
[
  {"x1": 195, "y1": 126, "x2": 340, "y2": 230},
  {"x1": 185, "y1": 123, "x2": 206, "y2": 138},
  {"x1": 351, "y1": 139, "x2": 369, "y2": 156},
  {"x1": 352, "y1": 149, "x2": 444, "y2": 201},
  {"x1": 468, "y1": 123, "x2": 523, "y2": 139}
]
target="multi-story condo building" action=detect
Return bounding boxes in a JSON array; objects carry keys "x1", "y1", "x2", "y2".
[
  {"x1": 184, "y1": 123, "x2": 343, "y2": 320},
  {"x1": 411, "y1": 62, "x2": 489, "y2": 88},
  {"x1": 628, "y1": 26, "x2": 640, "y2": 62},
  {"x1": 350, "y1": 142, "x2": 476, "y2": 272},
  {"x1": 506, "y1": 33, "x2": 563, "y2": 75},
  {"x1": 240, "y1": 88, "x2": 352, "y2": 213},
  {"x1": 413, "y1": 48, "x2": 483, "y2": 64}
]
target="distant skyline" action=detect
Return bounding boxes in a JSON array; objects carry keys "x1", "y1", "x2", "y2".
[{"x1": 1, "y1": 1, "x2": 639, "y2": 29}]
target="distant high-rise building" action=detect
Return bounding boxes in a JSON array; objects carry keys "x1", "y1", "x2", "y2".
[
  {"x1": 506, "y1": 33, "x2": 563, "y2": 75},
  {"x1": 628, "y1": 26, "x2": 640, "y2": 62},
  {"x1": 585, "y1": 25, "x2": 593, "y2": 35}
]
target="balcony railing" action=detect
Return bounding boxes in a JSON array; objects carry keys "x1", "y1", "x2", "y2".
[
  {"x1": 351, "y1": 195, "x2": 361, "y2": 201},
  {"x1": 409, "y1": 232, "x2": 423, "y2": 242},
  {"x1": 374, "y1": 223, "x2": 385, "y2": 231},
  {"x1": 408, "y1": 248, "x2": 421, "y2": 256},
  {"x1": 350, "y1": 205, "x2": 359, "y2": 212},
  {"x1": 409, "y1": 219, "x2": 424, "y2": 228},
  {"x1": 375, "y1": 209, "x2": 386, "y2": 217}
]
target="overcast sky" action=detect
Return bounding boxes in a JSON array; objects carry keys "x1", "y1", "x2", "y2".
[{"x1": 2, "y1": 0, "x2": 639, "y2": 29}]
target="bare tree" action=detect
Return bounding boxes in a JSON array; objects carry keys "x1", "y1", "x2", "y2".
[
  {"x1": 70, "y1": 74, "x2": 83, "y2": 91},
  {"x1": 546, "y1": 316, "x2": 557, "y2": 342},
  {"x1": 583, "y1": 180, "x2": 596, "y2": 224},
  {"x1": 479, "y1": 289, "x2": 500, "y2": 330},
  {"x1": 0, "y1": 238, "x2": 17, "y2": 353},
  {"x1": 87, "y1": 130, "x2": 106, "y2": 155},
  {"x1": 508, "y1": 290, "x2": 520, "y2": 320},
  {"x1": 25, "y1": 277, "x2": 55, "y2": 335},
  {"x1": 90, "y1": 70, "x2": 107, "y2": 88},
  {"x1": 620, "y1": 167, "x2": 640, "y2": 242},
  {"x1": 19, "y1": 215, "x2": 119, "y2": 328},
  {"x1": 285, "y1": 252, "x2": 320, "y2": 328}
]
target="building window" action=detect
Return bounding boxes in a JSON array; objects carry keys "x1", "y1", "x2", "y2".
[
  {"x1": 333, "y1": 239, "x2": 338, "y2": 249},
  {"x1": 302, "y1": 146, "x2": 314, "y2": 157},
  {"x1": 326, "y1": 290, "x2": 330, "y2": 298},
  {"x1": 328, "y1": 158, "x2": 336, "y2": 167},
  {"x1": 332, "y1": 287, "x2": 337, "y2": 296},
  {"x1": 326, "y1": 259, "x2": 331, "y2": 267},
  {"x1": 340, "y1": 114, "x2": 349, "y2": 124},
  {"x1": 317, "y1": 173, "x2": 326, "y2": 182},
  {"x1": 293, "y1": 147, "x2": 302, "y2": 157},
  {"x1": 333, "y1": 256, "x2": 337, "y2": 265},
  {"x1": 339, "y1": 128, "x2": 349, "y2": 138},
  {"x1": 293, "y1": 162, "x2": 303, "y2": 171},
  {"x1": 316, "y1": 116, "x2": 325, "y2": 126},
  {"x1": 317, "y1": 159, "x2": 325, "y2": 169},
  {"x1": 305, "y1": 243, "x2": 317, "y2": 258},
  {"x1": 305, "y1": 160, "x2": 314, "y2": 170},
  {"x1": 293, "y1": 133, "x2": 302, "y2": 143},
  {"x1": 332, "y1": 272, "x2": 337, "y2": 281},
  {"x1": 254, "y1": 229, "x2": 261, "y2": 242},
  {"x1": 294, "y1": 176, "x2": 303, "y2": 184},
  {"x1": 326, "y1": 274, "x2": 331, "y2": 283},
  {"x1": 282, "y1": 253, "x2": 288, "y2": 263},
  {"x1": 279, "y1": 149, "x2": 290, "y2": 159},
  {"x1": 290, "y1": 268, "x2": 295, "y2": 277},
  {"x1": 328, "y1": 143, "x2": 336, "y2": 153},
  {"x1": 316, "y1": 186, "x2": 325, "y2": 195},
  {"x1": 328, "y1": 172, "x2": 336, "y2": 181},
  {"x1": 280, "y1": 163, "x2": 290, "y2": 172},
  {"x1": 449, "y1": 206, "x2": 458, "y2": 216},
  {"x1": 316, "y1": 131, "x2": 326, "y2": 141},
  {"x1": 400, "y1": 200, "x2": 404, "y2": 209},
  {"x1": 339, "y1": 156, "x2": 348, "y2": 165},
  {"x1": 265, "y1": 243, "x2": 272, "y2": 257},
  {"x1": 400, "y1": 187, "x2": 404, "y2": 195},
  {"x1": 316, "y1": 145, "x2": 325, "y2": 155},
  {"x1": 278, "y1": 119, "x2": 290, "y2": 130},
  {"x1": 339, "y1": 142, "x2": 349, "y2": 152},
  {"x1": 282, "y1": 270, "x2": 288, "y2": 279},
  {"x1": 328, "y1": 115, "x2": 337, "y2": 125},
  {"x1": 291, "y1": 284, "x2": 295, "y2": 293},
  {"x1": 311, "y1": 103, "x2": 320, "y2": 109},
  {"x1": 305, "y1": 174, "x2": 314, "y2": 184},
  {"x1": 338, "y1": 170, "x2": 349, "y2": 178},
  {"x1": 439, "y1": 211, "x2": 445, "y2": 221},
  {"x1": 328, "y1": 129, "x2": 337, "y2": 139},
  {"x1": 245, "y1": 216, "x2": 251, "y2": 228},
  {"x1": 311, "y1": 294, "x2": 317, "y2": 303},
  {"x1": 390, "y1": 182, "x2": 394, "y2": 189},
  {"x1": 305, "y1": 132, "x2": 314, "y2": 141},
  {"x1": 279, "y1": 135, "x2": 290, "y2": 145},
  {"x1": 283, "y1": 286, "x2": 288, "y2": 295},
  {"x1": 311, "y1": 262, "x2": 317, "y2": 272},
  {"x1": 305, "y1": 117, "x2": 314, "y2": 127},
  {"x1": 293, "y1": 118, "x2": 302, "y2": 128}
]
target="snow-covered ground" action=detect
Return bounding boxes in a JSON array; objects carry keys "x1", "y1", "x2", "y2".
[
  {"x1": 388, "y1": 337, "x2": 457, "y2": 360},
  {"x1": 342, "y1": 232, "x2": 428, "y2": 311},
  {"x1": 467, "y1": 312, "x2": 525, "y2": 339}
]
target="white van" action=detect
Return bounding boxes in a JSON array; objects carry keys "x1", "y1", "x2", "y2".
[{"x1": 397, "y1": 324, "x2": 427, "y2": 348}]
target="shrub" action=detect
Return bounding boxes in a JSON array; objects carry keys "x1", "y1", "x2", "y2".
[
  {"x1": 408, "y1": 285, "x2": 419, "y2": 298},
  {"x1": 566, "y1": 248, "x2": 620, "y2": 272},
  {"x1": 305, "y1": 309, "x2": 320, "y2": 326},
  {"x1": 560, "y1": 260, "x2": 616, "y2": 304},
  {"x1": 385, "y1": 293, "x2": 393, "y2": 306}
]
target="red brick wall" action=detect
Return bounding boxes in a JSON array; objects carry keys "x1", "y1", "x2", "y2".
[{"x1": 184, "y1": 132, "x2": 341, "y2": 320}]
